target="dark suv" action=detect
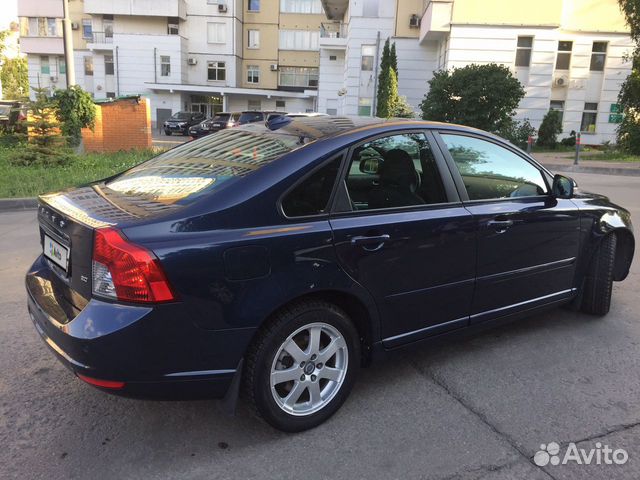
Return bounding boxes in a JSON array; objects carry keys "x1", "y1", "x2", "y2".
[
  {"x1": 163, "y1": 111, "x2": 206, "y2": 136},
  {"x1": 188, "y1": 111, "x2": 285, "y2": 138},
  {"x1": 26, "y1": 117, "x2": 634, "y2": 432}
]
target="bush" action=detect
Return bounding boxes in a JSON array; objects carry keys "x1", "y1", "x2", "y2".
[
  {"x1": 6, "y1": 144, "x2": 76, "y2": 167},
  {"x1": 496, "y1": 118, "x2": 536, "y2": 149},
  {"x1": 617, "y1": 115, "x2": 640, "y2": 154},
  {"x1": 53, "y1": 86, "x2": 96, "y2": 147},
  {"x1": 420, "y1": 63, "x2": 525, "y2": 132},
  {"x1": 537, "y1": 110, "x2": 563, "y2": 148},
  {"x1": 392, "y1": 95, "x2": 415, "y2": 118},
  {"x1": 560, "y1": 130, "x2": 577, "y2": 147}
]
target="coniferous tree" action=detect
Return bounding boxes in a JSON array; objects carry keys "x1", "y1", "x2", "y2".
[
  {"x1": 376, "y1": 38, "x2": 392, "y2": 117},
  {"x1": 390, "y1": 42, "x2": 398, "y2": 76}
]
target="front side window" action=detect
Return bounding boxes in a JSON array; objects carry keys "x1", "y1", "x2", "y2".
[
  {"x1": 247, "y1": 65, "x2": 260, "y2": 84},
  {"x1": 84, "y1": 56, "x2": 93, "y2": 76},
  {"x1": 361, "y1": 45, "x2": 375, "y2": 71},
  {"x1": 441, "y1": 134, "x2": 547, "y2": 200},
  {"x1": 104, "y1": 55, "x2": 114, "y2": 75},
  {"x1": 282, "y1": 155, "x2": 342, "y2": 217},
  {"x1": 160, "y1": 56, "x2": 171, "y2": 76},
  {"x1": 207, "y1": 61, "x2": 226, "y2": 81},
  {"x1": 555, "y1": 41, "x2": 573, "y2": 70},
  {"x1": 590, "y1": 42, "x2": 607, "y2": 71},
  {"x1": 344, "y1": 133, "x2": 447, "y2": 211},
  {"x1": 581, "y1": 102, "x2": 598, "y2": 133},
  {"x1": 515, "y1": 36, "x2": 533, "y2": 67}
]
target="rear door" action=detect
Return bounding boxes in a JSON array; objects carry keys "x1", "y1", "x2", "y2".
[
  {"x1": 329, "y1": 130, "x2": 477, "y2": 347},
  {"x1": 434, "y1": 132, "x2": 580, "y2": 323}
]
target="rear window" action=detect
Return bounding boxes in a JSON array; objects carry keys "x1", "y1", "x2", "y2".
[
  {"x1": 239, "y1": 112, "x2": 264, "y2": 124},
  {"x1": 104, "y1": 126, "x2": 312, "y2": 205}
]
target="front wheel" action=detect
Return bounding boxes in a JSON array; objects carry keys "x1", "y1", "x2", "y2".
[
  {"x1": 244, "y1": 300, "x2": 360, "y2": 432},
  {"x1": 580, "y1": 234, "x2": 617, "y2": 316}
]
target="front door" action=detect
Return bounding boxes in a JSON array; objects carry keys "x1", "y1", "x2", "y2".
[
  {"x1": 436, "y1": 132, "x2": 580, "y2": 323},
  {"x1": 329, "y1": 131, "x2": 477, "y2": 347}
]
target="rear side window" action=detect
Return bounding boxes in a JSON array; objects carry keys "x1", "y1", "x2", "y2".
[
  {"x1": 105, "y1": 127, "x2": 307, "y2": 205},
  {"x1": 440, "y1": 134, "x2": 548, "y2": 200},
  {"x1": 282, "y1": 156, "x2": 342, "y2": 217}
]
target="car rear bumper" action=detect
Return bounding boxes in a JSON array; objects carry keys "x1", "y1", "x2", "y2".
[{"x1": 26, "y1": 255, "x2": 253, "y2": 399}]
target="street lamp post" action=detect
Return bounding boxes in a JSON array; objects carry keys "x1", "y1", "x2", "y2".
[{"x1": 62, "y1": 0, "x2": 75, "y2": 86}]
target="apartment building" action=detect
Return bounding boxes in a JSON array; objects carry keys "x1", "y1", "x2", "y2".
[
  {"x1": 318, "y1": 0, "x2": 632, "y2": 144},
  {"x1": 18, "y1": 0, "x2": 324, "y2": 127}
]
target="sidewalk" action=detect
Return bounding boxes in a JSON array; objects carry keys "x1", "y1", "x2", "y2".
[{"x1": 532, "y1": 151, "x2": 640, "y2": 176}]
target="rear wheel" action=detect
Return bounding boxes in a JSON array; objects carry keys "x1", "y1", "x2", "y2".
[
  {"x1": 580, "y1": 234, "x2": 617, "y2": 316},
  {"x1": 244, "y1": 300, "x2": 360, "y2": 432}
]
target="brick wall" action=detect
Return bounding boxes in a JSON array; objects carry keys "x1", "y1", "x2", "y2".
[{"x1": 82, "y1": 97, "x2": 152, "y2": 152}]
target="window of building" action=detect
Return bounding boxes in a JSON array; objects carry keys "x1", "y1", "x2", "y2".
[
  {"x1": 279, "y1": 67, "x2": 319, "y2": 87},
  {"x1": 58, "y1": 57, "x2": 66, "y2": 75},
  {"x1": 248, "y1": 0, "x2": 260, "y2": 11},
  {"x1": 103, "y1": 15, "x2": 114, "y2": 40},
  {"x1": 248, "y1": 99, "x2": 261, "y2": 111},
  {"x1": 82, "y1": 19, "x2": 92, "y2": 39},
  {"x1": 550, "y1": 100, "x2": 565, "y2": 123},
  {"x1": 581, "y1": 103, "x2": 598, "y2": 133},
  {"x1": 84, "y1": 56, "x2": 93, "y2": 76},
  {"x1": 515, "y1": 36, "x2": 533, "y2": 67},
  {"x1": 40, "y1": 56, "x2": 50, "y2": 75},
  {"x1": 107, "y1": 92, "x2": 116, "y2": 99},
  {"x1": 441, "y1": 134, "x2": 548, "y2": 200},
  {"x1": 329, "y1": 55, "x2": 337, "y2": 61},
  {"x1": 168, "y1": 17, "x2": 179, "y2": 35},
  {"x1": 35, "y1": 17, "x2": 59, "y2": 37},
  {"x1": 361, "y1": 45, "x2": 375, "y2": 71},
  {"x1": 47, "y1": 18, "x2": 57, "y2": 36},
  {"x1": 344, "y1": 133, "x2": 447, "y2": 211},
  {"x1": 590, "y1": 42, "x2": 607, "y2": 71},
  {"x1": 282, "y1": 155, "x2": 342, "y2": 217},
  {"x1": 248, "y1": 29, "x2": 260, "y2": 48},
  {"x1": 327, "y1": 108, "x2": 337, "y2": 115},
  {"x1": 276, "y1": 100, "x2": 286, "y2": 109},
  {"x1": 358, "y1": 97, "x2": 372, "y2": 116},
  {"x1": 207, "y1": 61, "x2": 226, "y2": 81},
  {"x1": 555, "y1": 41, "x2": 572, "y2": 70},
  {"x1": 279, "y1": 30, "x2": 319, "y2": 50},
  {"x1": 247, "y1": 65, "x2": 260, "y2": 84},
  {"x1": 104, "y1": 55, "x2": 114, "y2": 75},
  {"x1": 279, "y1": 0, "x2": 322, "y2": 14},
  {"x1": 362, "y1": 0, "x2": 379, "y2": 17},
  {"x1": 207, "y1": 22, "x2": 226, "y2": 43},
  {"x1": 160, "y1": 56, "x2": 171, "y2": 76}
]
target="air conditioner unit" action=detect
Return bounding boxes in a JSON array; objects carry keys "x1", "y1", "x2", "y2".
[
  {"x1": 71, "y1": 22, "x2": 79, "y2": 30},
  {"x1": 187, "y1": 57, "x2": 197, "y2": 65},
  {"x1": 409, "y1": 14, "x2": 420, "y2": 28},
  {"x1": 218, "y1": 4, "x2": 228, "y2": 12},
  {"x1": 337, "y1": 88, "x2": 347, "y2": 96},
  {"x1": 50, "y1": 76, "x2": 58, "y2": 83},
  {"x1": 270, "y1": 63, "x2": 278, "y2": 71},
  {"x1": 553, "y1": 75, "x2": 569, "y2": 88}
]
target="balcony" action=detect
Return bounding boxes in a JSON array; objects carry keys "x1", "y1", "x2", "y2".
[
  {"x1": 87, "y1": 32, "x2": 114, "y2": 51},
  {"x1": 84, "y1": 0, "x2": 187, "y2": 19},
  {"x1": 419, "y1": 0, "x2": 453, "y2": 43},
  {"x1": 19, "y1": 36, "x2": 64, "y2": 55},
  {"x1": 18, "y1": 0, "x2": 62, "y2": 18},
  {"x1": 319, "y1": 22, "x2": 347, "y2": 49}
]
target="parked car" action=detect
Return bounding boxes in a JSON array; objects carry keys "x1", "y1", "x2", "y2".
[
  {"x1": 26, "y1": 117, "x2": 634, "y2": 432},
  {"x1": 0, "y1": 101, "x2": 27, "y2": 133},
  {"x1": 189, "y1": 111, "x2": 286, "y2": 138},
  {"x1": 163, "y1": 111, "x2": 206, "y2": 135},
  {"x1": 286, "y1": 112, "x2": 329, "y2": 118}
]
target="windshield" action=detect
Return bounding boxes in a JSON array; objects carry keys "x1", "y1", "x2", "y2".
[
  {"x1": 170, "y1": 112, "x2": 191, "y2": 120},
  {"x1": 212, "y1": 114, "x2": 230, "y2": 122},
  {"x1": 103, "y1": 125, "x2": 313, "y2": 205}
]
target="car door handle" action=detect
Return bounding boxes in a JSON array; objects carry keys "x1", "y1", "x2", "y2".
[
  {"x1": 487, "y1": 219, "x2": 514, "y2": 232},
  {"x1": 351, "y1": 234, "x2": 391, "y2": 250}
]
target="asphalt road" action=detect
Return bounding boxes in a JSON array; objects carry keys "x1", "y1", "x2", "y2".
[{"x1": 1, "y1": 171, "x2": 638, "y2": 480}]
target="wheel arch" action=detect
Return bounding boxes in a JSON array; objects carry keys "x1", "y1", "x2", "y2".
[{"x1": 611, "y1": 228, "x2": 635, "y2": 281}]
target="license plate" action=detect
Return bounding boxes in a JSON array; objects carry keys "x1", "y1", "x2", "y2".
[
  {"x1": 43, "y1": 234, "x2": 69, "y2": 271},
  {"x1": 212, "y1": 123, "x2": 221, "y2": 127}
]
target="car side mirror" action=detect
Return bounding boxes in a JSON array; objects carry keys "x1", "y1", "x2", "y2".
[
  {"x1": 551, "y1": 174, "x2": 574, "y2": 199},
  {"x1": 360, "y1": 157, "x2": 381, "y2": 175}
]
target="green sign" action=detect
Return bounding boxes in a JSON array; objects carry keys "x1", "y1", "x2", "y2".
[
  {"x1": 609, "y1": 113, "x2": 623, "y2": 123},
  {"x1": 610, "y1": 104, "x2": 620, "y2": 113}
]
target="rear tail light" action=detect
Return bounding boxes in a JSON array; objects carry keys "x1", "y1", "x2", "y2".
[
  {"x1": 227, "y1": 121, "x2": 237, "y2": 127},
  {"x1": 92, "y1": 228, "x2": 176, "y2": 303},
  {"x1": 77, "y1": 373, "x2": 125, "y2": 390}
]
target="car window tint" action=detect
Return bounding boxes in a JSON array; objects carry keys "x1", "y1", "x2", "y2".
[
  {"x1": 282, "y1": 156, "x2": 342, "y2": 217},
  {"x1": 344, "y1": 133, "x2": 447, "y2": 211},
  {"x1": 441, "y1": 134, "x2": 548, "y2": 200}
]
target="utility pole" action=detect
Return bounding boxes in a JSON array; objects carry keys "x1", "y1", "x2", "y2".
[{"x1": 62, "y1": 0, "x2": 76, "y2": 86}]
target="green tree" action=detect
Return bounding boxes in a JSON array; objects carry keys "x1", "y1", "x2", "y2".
[
  {"x1": 27, "y1": 87, "x2": 61, "y2": 147},
  {"x1": 390, "y1": 42, "x2": 398, "y2": 76},
  {"x1": 53, "y1": 85, "x2": 96, "y2": 147},
  {"x1": 376, "y1": 38, "x2": 392, "y2": 117},
  {"x1": 420, "y1": 63, "x2": 525, "y2": 132},
  {"x1": 536, "y1": 109, "x2": 563, "y2": 148},
  {"x1": 392, "y1": 95, "x2": 415, "y2": 118},
  {"x1": 0, "y1": 56, "x2": 29, "y2": 99},
  {"x1": 497, "y1": 118, "x2": 536, "y2": 149},
  {"x1": 617, "y1": 0, "x2": 640, "y2": 153}
]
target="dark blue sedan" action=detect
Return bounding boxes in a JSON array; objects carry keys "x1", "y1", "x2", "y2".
[{"x1": 26, "y1": 117, "x2": 635, "y2": 431}]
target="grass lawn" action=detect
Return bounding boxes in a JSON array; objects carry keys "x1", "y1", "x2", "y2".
[
  {"x1": 578, "y1": 151, "x2": 640, "y2": 162},
  {"x1": 0, "y1": 147, "x2": 157, "y2": 198}
]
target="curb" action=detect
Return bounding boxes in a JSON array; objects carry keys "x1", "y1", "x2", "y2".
[
  {"x1": 541, "y1": 163, "x2": 640, "y2": 177},
  {"x1": 0, "y1": 197, "x2": 38, "y2": 212}
]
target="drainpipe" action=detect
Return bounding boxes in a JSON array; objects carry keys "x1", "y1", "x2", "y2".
[
  {"x1": 115, "y1": 46, "x2": 120, "y2": 96},
  {"x1": 153, "y1": 47, "x2": 158, "y2": 84},
  {"x1": 371, "y1": 31, "x2": 381, "y2": 117},
  {"x1": 62, "y1": 0, "x2": 76, "y2": 86}
]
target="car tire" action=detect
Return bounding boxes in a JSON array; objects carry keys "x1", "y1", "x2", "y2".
[
  {"x1": 244, "y1": 300, "x2": 360, "y2": 432},
  {"x1": 164, "y1": 130, "x2": 171, "y2": 136},
  {"x1": 580, "y1": 233, "x2": 617, "y2": 316}
]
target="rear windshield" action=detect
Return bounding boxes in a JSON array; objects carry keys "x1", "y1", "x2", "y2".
[
  {"x1": 103, "y1": 125, "x2": 313, "y2": 205},
  {"x1": 239, "y1": 112, "x2": 264, "y2": 124},
  {"x1": 170, "y1": 112, "x2": 191, "y2": 120}
]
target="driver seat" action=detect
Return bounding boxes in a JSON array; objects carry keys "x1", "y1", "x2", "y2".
[{"x1": 368, "y1": 149, "x2": 424, "y2": 209}]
